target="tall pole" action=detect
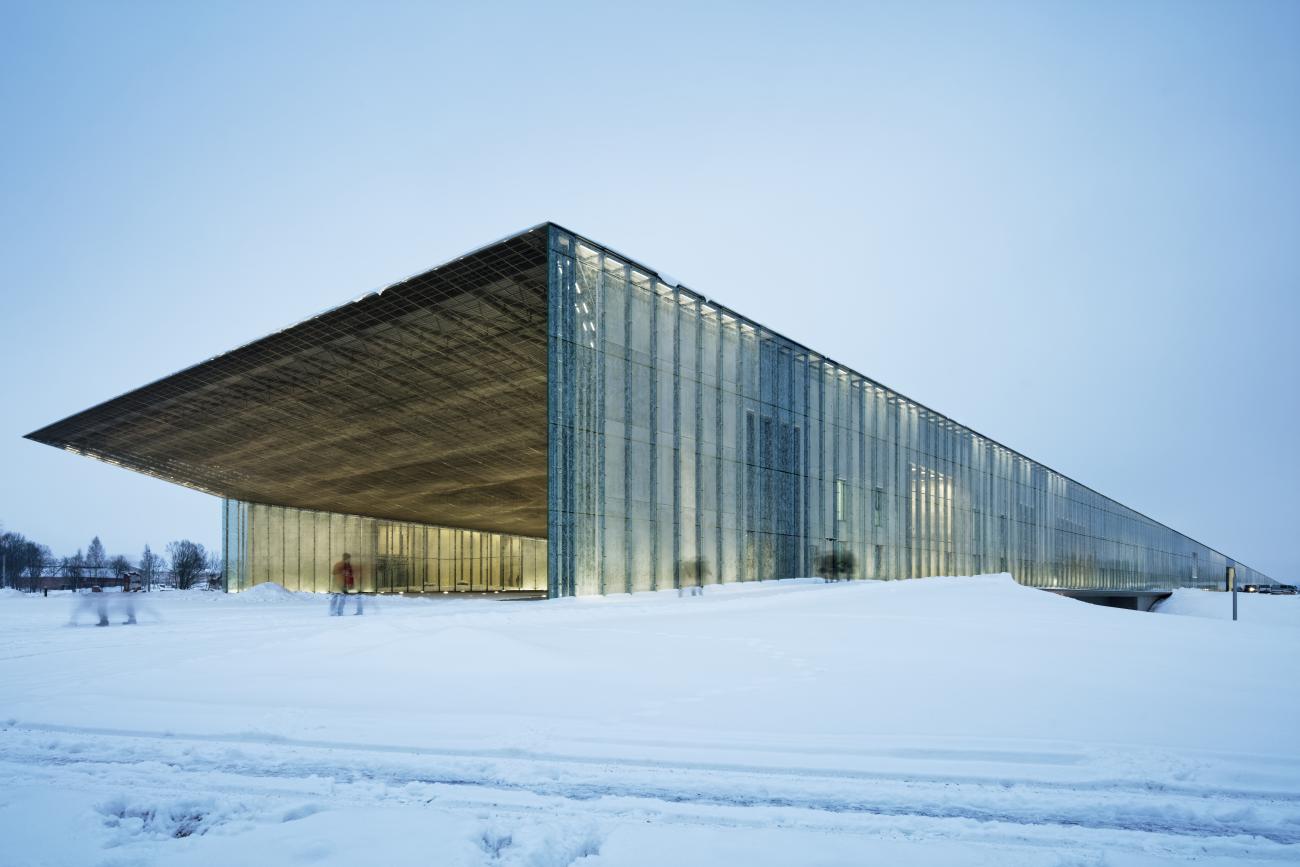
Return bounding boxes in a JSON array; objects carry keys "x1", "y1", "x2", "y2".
[{"x1": 1228, "y1": 565, "x2": 1237, "y2": 622}]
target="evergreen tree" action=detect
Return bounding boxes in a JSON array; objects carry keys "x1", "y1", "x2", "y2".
[{"x1": 86, "y1": 536, "x2": 107, "y2": 581}]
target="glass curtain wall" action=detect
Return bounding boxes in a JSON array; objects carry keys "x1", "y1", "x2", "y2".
[
  {"x1": 224, "y1": 499, "x2": 546, "y2": 593},
  {"x1": 546, "y1": 226, "x2": 1265, "y2": 597}
]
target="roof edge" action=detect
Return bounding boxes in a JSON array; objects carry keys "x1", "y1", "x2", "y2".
[{"x1": 25, "y1": 222, "x2": 554, "y2": 445}]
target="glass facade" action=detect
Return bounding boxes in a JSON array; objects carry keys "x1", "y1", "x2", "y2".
[
  {"x1": 547, "y1": 225, "x2": 1267, "y2": 597},
  {"x1": 54, "y1": 221, "x2": 1262, "y2": 598},
  {"x1": 224, "y1": 500, "x2": 546, "y2": 594}
]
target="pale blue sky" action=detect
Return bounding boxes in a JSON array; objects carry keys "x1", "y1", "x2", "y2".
[{"x1": 2, "y1": 1, "x2": 1296, "y2": 580}]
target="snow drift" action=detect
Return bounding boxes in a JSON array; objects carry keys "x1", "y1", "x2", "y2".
[{"x1": 1, "y1": 575, "x2": 1296, "y2": 865}]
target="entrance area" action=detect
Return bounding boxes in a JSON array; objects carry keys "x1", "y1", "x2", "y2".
[
  {"x1": 224, "y1": 500, "x2": 546, "y2": 595},
  {"x1": 1046, "y1": 589, "x2": 1172, "y2": 612}
]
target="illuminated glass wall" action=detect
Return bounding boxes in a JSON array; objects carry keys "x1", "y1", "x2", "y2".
[
  {"x1": 224, "y1": 500, "x2": 546, "y2": 593},
  {"x1": 547, "y1": 225, "x2": 1267, "y2": 597}
]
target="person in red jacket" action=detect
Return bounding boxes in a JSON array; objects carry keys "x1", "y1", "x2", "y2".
[{"x1": 329, "y1": 553, "x2": 363, "y2": 615}]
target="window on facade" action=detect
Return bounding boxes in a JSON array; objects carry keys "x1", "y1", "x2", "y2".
[{"x1": 834, "y1": 479, "x2": 846, "y2": 523}]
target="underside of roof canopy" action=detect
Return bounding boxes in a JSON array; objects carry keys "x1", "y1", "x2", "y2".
[{"x1": 26, "y1": 226, "x2": 552, "y2": 538}]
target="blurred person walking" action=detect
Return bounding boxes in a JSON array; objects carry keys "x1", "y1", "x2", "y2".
[
  {"x1": 69, "y1": 585, "x2": 109, "y2": 626},
  {"x1": 330, "y1": 553, "x2": 363, "y2": 616}
]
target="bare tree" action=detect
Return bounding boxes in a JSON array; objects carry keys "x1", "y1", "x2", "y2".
[
  {"x1": 62, "y1": 549, "x2": 86, "y2": 590},
  {"x1": 205, "y1": 553, "x2": 224, "y2": 588},
  {"x1": 21, "y1": 542, "x2": 50, "y2": 592},
  {"x1": 109, "y1": 554, "x2": 132, "y2": 580},
  {"x1": 0, "y1": 532, "x2": 25, "y2": 588},
  {"x1": 0, "y1": 532, "x2": 46, "y2": 589},
  {"x1": 167, "y1": 540, "x2": 207, "y2": 590},
  {"x1": 139, "y1": 544, "x2": 163, "y2": 592}
]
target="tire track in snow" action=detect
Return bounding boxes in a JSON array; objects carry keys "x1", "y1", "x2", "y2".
[
  {"x1": 8, "y1": 756, "x2": 1298, "y2": 866},
  {"x1": 7, "y1": 721, "x2": 1300, "y2": 804},
  {"x1": 3, "y1": 726, "x2": 1298, "y2": 849}
]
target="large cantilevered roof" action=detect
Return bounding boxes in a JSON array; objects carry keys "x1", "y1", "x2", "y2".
[{"x1": 27, "y1": 226, "x2": 552, "y2": 538}]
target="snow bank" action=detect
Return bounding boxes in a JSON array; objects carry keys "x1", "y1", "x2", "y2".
[
  {"x1": 229, "y1": 581, "x2": 312, "y2": 603},
  {"x1": 1154, "y1": 587, "x2": 1300, "y2": 628}
]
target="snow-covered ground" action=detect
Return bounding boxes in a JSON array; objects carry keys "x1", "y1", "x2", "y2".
[
  {"x1": 1, "y1": 575, "x2": 1297, "y2": 866},
  {"x1": 1154, "y1": 586, "x2": 1300, "y2": 628}
]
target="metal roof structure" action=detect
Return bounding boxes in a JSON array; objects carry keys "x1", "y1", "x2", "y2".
[{"x1": 27, "y1": 226, "x2": 551, "y2": 538}]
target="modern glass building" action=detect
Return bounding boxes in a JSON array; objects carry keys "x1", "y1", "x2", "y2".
[{"x1": 27, "y1": 223, "x2": 1271, "y2": 597}]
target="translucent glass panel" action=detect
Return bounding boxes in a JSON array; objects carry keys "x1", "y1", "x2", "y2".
[
  {"x1": 545, "y1": 226, "x2": 1266, "y2": 597},
  {"x1": 223, "y1": 499, "x2": 546, "y2": 593}
]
